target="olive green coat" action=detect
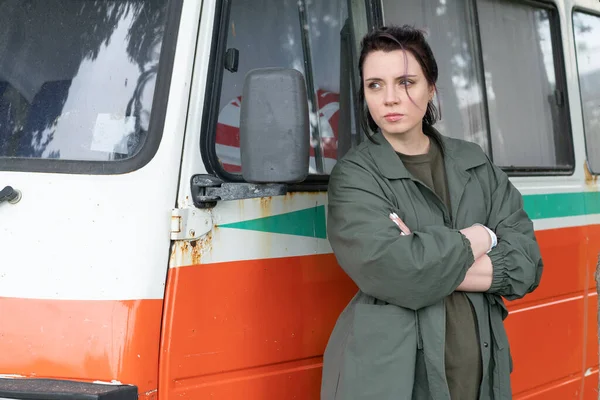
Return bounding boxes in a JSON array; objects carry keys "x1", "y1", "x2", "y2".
[{"x1": 321, "y1": 131, "x2": 543, "y2": 400}]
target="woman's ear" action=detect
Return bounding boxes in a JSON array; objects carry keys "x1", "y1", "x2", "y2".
[{"x1": 429, "y1": 85, "x2": 435, "y2": 101}]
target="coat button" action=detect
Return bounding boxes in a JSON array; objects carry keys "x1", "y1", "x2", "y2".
[{"x1": 483, "y1": 342, "x2": 489, "y2": 348}]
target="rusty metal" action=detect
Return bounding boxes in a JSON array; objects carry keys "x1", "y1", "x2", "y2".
[
  {"x1": 260, "y1": 197, "x2": 272, "y2": 216},
  {"x1": 584, "y1": 161, "x2": 598, "y2": 187},
  {"x1": 170, "y1": 231, "x2": 213, "y2": 267},
  {"x1": 170, "y1": 208, "x2": 212, "y2": 241},
  {"x1": 190, "y1": 174, "x2": 287, "y2": 208}
]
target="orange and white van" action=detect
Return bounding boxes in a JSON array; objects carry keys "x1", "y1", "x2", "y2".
[{"x1": 1, "y1": 0, "x2": 600, "y2": 399}]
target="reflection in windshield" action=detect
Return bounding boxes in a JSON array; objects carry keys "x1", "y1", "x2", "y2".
[
  {"x1": 382, "y1": 0, "x2": 489, "y2": 152},
  {"x1": 574, "y1": 12, "x2": 600, "y2": 173},
  {"x1": 0, "y1": 0, "x2": 168, "y2": 161},
  {"x1": 477, "y1": 0, "x2": 570, "y2": 168},
  {"x1": 216, "y1": 0, "x2": 354, "y2": 175}
]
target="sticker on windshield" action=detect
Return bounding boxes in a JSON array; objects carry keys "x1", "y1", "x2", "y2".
[{"x1": 91, "y1": 113, "x2": 136, "y2": 154}]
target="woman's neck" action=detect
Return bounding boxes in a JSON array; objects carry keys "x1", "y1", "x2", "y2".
[{"x1": 383, "y1": 126, "x2": 430, "y2": 156}]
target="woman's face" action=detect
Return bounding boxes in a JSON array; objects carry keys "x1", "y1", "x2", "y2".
[{"x1": 362, "y1": 49, "x2": 433, "y2": 139}]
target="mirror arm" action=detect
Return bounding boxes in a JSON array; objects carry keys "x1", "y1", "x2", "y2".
[{"x1": 190, "y1": 174, "x2": 288, "y2": 208}]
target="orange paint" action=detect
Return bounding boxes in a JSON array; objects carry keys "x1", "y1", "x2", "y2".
[
  {"x1": 0, "y1": 297, "x2": 163, "y2": 397},
  {"x1": 507, "y1": 296, "x2": 584, "y2": 393},
  {"x1": 507, "y1": 226, "x2": 588, "y2": 308},
  {"x1": 159, "y1": 225, "x2": 599, "y2": 399},
  {"x1": 515, "y1": 375, "x2": 582, "y2": 399},
  {"x1": 158, "y1": 253, "x2": 355, "y2": 399},
  {"x1": 2, "y1": 224, "x2": 599, "y2": 399}
]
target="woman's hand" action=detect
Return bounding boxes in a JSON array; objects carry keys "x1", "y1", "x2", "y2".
[
  {"x1": 389, "y1": 213, "x2": 493, "y2": 260},
  {"x1": 389, "y1": 213, "x2": 411, "y2": 235},
  {"x1": 455, "y1": 254, "x2": 493, "y2": 292},
  {"x1": 388, "y1": 213, "x2": 492, "y2": 293},
  {"x1": 460, "y1": 225, "x2": 492, "y2": 260}
]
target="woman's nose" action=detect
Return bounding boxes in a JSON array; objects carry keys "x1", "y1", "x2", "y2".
[{"x1": 384, "y1": 86, "x2": 399, "y2": 105}]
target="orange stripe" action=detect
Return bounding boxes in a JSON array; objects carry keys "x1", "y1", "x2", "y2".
[
  {"x1": 158, "y1": 253, "x2": 355, "y2": 399},
  {"x1": 0, "y1": 297, "x2": 163, "y2": 397},
  {"x1": 159, "y1": 225, "x2": 597, "y2": 399},
  {"x1": 1, "y1": 223, "x2": 598, "y2": 399},
  {"x1": 506, "y1": 226, "x2": 588, "y2": 308}
]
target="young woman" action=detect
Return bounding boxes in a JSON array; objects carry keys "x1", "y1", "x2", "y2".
[{"x1": 321, "y1": 25, "x2": 543, "y2": 400}]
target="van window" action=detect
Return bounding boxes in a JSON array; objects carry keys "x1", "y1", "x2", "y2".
[
  {"x1": 573, "y1": 11, "x2": 600, "y2": 174},
  {"x1": 383, "y1": 0, "x2": 573, "y2": 173},
  {"x1": 214, "y1": 0, "x2": 363, "y2": 175},
  {"x1": 381, "y1": 0, "x2": 490, "y2": 153},
  {"x1": 477, "y1": 0, "x2": 572, "y2": 170},
  {"x1": 0, "y1": 0, "x2": 170, "y2": 163}
]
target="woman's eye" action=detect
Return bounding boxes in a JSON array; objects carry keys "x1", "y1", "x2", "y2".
[
  {"x1": 399, "y1": 80, "x2": 414, "y2": 86},
  {"x1": 368, "y1": 82, "x2": 381, "y2": 89}
]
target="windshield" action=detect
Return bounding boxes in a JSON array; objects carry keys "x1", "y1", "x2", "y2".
[{"x1": 0, "y1": 0, "x2": 169, "y2": 162}]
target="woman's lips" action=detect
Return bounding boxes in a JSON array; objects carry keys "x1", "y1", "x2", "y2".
[{"x1": 384, "y1": 113, "x2": 404, "y2": 122}]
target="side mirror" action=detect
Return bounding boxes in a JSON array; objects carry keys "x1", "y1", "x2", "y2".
[{"x1": 239, "y1": 68, "x2": 310, "y2": 183}]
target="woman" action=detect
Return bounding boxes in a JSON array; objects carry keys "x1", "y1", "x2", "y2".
[{"x1": 321, "y1": 25, "x2": 543, "y2": 400}]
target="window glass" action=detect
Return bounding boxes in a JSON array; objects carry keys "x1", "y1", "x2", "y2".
[
  {"x1": 477, "y1": 0, "x2": 572, "y2": 169},
  {"x1": 573, "y1": 11, "x2": 600, "y2": 173},
  {"x1": 382, "y1": 0, "x2": 573, "y2": 171},
  {"x1": 382, "y1": 0, "x2": 490, "y2": 152},
  {"x1": 0, "y1": 0, "x2": 169, "y2": 161},
  {"x1": 215, "y1": 0, "x2": 362, "y2": 175}
]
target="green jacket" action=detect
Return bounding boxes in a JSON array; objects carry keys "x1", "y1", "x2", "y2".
[{"x1": 321, "y1": 131, "x2": 543, "y2": 400}]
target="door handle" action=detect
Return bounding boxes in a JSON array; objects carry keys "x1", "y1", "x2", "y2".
[{"x1": 0, "y1": 186, "x2": 22, "y2": 205}]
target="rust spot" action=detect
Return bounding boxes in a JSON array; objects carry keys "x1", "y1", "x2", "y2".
[
  {"x1": 260, "y1": 196, "x2": 272, "y2": 216},
  {"x1": 283, "y1": 191, "x2": 323, "y2": 205},
  {"x1": 584, "y1": 161, "x2": 598, "y2": 187},
  {"x1": 169, "y1": 231, "x2": 213, "y2": 267},
  {"x1": 285, "y1": 191, "x2": 322, "y2": 198},
  {"x1": 190, "y1": 231, "x2": 213, "y2": 265}
]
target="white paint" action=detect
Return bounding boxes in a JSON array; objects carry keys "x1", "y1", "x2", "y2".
[
  {"x1": 0, "y1": 0, "x2": 204, "y2": 301},
  {"x1": 92, "y1": 380, "x2": 124, "y2": 385},
  {"x1": 2, "y1": 0, "x2": 600, "y2": 303},
  {"x1": 533, "y1": 214, "x2": 600, "y2": 231}
]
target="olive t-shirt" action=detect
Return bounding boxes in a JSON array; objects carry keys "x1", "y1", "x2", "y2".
[{"x1": 398, "y1": 138, "x2": 482, "y2": 399}]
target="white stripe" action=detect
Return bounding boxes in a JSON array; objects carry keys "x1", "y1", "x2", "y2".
[
  {"x1": 509, "y1": 294, "x2": 586, "y2": 314},
  {"x1": 217, "y1": 101, "x2": 241, "y2": 127},
  {"x1": 215, "y1": 143, "x2": 241, "y2": 165},
  {"x1": 533, "y1": 214, "x2": 600, "y2": 231},
  {"x1": 319, "y1": 101, "x2": 339, "y2": 121},
  {"x1": 170, "y1": 228, "x2": 331, "y2": 267}
]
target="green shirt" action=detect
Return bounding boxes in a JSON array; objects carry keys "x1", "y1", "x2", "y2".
[{"x1": 398, "y1": 137, "x2": 483, "y2": 399}]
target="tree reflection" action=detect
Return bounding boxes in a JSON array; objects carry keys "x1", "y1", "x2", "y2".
[
  {"x1": 119, "y1": 0, "x2": 167, "y2": 159},
  {"x1": 0, "y1": 0, "x2": 168, "y2": 160}
]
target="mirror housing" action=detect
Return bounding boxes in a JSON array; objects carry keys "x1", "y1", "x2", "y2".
[{"x1": 239, "y1": 68, "x2": 310, "y2": 183}]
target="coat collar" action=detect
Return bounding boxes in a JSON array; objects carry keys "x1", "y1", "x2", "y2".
[{"x1": 366, "y1": 127, "x2": 488, "y2": 180}]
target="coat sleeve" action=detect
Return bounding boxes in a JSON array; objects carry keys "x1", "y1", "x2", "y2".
[
  {"x1": 327, "y1": 158, "x2": 475, "y2": 310},
  {"x1": 485, "y1": 161, "x2": 543, "y2": 300}
]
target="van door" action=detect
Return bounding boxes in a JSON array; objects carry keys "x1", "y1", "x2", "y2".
[
  {"x1": 159, "y1": 0, "x2": 369, "y2": 398},
  {"x1": 0, "y1": 0, "x2": 195, "y2": 397}
]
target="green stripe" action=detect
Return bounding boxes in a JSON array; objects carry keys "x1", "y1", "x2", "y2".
[
  {"x1": 523, "y1": 191, "x2": 600, "y2": 220},
  {"x1": 218, "y1": 205, "x2": 327, "y2": 239},
  {"x1": 218, "y1": 192, "x2": 599, "y2": 237}
]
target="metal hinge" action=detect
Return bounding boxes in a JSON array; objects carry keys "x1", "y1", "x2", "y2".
[
  {"x1": 170, "y1": 208, "x2": 213, "y2": 241},
  {"x1": 190, "y1": 174, "x2": 287, "y2": 208}
]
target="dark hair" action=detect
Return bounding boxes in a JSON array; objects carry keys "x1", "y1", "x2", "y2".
[{"x1": 358, "y1": 25, "x2": 442, "y2": 144}]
